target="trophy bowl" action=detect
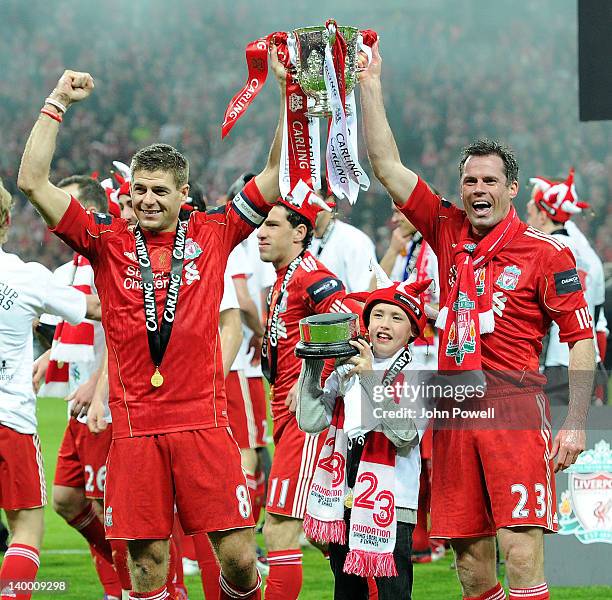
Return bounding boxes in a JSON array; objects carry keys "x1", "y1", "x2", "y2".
[
  {"x1": 290, "y1": 25, "x2": 360, "y2": 118},
  {"x1": 295, "y1": 312, "x2": 360, "y2": 359}
]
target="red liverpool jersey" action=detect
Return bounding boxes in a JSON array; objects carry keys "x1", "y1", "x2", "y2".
[
  {"x1": 266, "y1": 252, "x2": 358, "y2": 421},
  {"x1": 51, "y1": 179, "x2": 271, "y2": 438},
  {"x1": 401, "y1": 178, "x2": 592, "y2": 373}
]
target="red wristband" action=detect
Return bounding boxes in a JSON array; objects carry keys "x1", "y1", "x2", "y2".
[{"x1": 40, "y1": 108, "x2": 63, "y2": 123}]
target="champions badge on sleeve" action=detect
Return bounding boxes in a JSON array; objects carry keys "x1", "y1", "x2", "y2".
[{"x1": 221, "y1": 20, "x2": 377, "y2": 206}]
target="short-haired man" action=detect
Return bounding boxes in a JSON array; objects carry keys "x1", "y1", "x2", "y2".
[
  {"x1": 257, "y1": 191, "x2": 362, "y2": 600},
  {"x1": 0, "y1": 178, "x2": 99, "y2": 598},
  {"x1": 357, "y1": 43, "x2": 595, "y2": 600},
  {"x1": 19, "y1": 62, "x2": 284, "y2": 599}
]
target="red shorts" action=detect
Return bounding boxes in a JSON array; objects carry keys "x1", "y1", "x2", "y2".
[
  {"x1": 430, "y1": 393, "x2": 558, "y2": 538},
  {"x1": 54, "y1": 418, "x2": 113, "y2": 499},
  {"x1": 104, "y1": 428, "x2": 255, "y2": 539},
  {"x1": 267, "y1": 415, "x2": 326, "y2": 518},
  {"x1": 226, "y1": 371, "x2": 267, "y2": 449},
  {"x1": 0, "y1": 425, "x2": 46, "y2": 510}
]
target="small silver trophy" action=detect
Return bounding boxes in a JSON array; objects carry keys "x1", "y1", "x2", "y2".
[
  {"x1": 295, "y1": 313, "x2": 360, "y2": 359},
  {"x1": 289, "y1": 25, "x2": 360, "y2": 118}
]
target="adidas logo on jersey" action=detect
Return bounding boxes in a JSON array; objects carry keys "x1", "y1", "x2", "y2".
[
  {"x1": 301, "y1": 256, "x2": 318, "y2": 272},
  {"x1": 185, "y1": 260, "x2": 200, "y2": 286},
  {"x1": 492, "y1": 292, "x2": 507, "y2": 317}
]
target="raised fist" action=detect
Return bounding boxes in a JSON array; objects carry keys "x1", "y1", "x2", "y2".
[{"x1": 50, "y1": 70, "x2": 95, "y2": 108}]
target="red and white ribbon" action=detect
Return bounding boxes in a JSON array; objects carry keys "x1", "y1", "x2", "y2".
[
  {"x1": 222, "y1": 37, "x2": 272, "y2": 139},
  {"x1": 280, "y1": 74, "x2": 321, "y2": 198}
]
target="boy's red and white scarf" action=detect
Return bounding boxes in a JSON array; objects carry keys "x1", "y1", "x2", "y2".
[
  {"x1": 304, "y1": 349, "x2": 407, "y2": 578},
  {"x1": 436, "y1": 207, "x2": 522, "y2": 370},
  {"x1": 44, "y1": 255, "x2": 95, "y2": 397}
]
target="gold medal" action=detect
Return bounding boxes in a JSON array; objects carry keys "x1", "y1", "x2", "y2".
[
  {"x1": 150, "y1": 368, "x2": 164, "y2": 388},
  {"x1": 344, "y1": 490, "x2": 353, "y2": 509}
]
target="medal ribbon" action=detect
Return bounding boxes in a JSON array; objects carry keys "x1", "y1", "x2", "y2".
[
  {"x1": 380, "y1": 346, "x2": 412, "y2": 388},
  {"x1": 261, "y1": 253, "x2": 304, "y2": 383},
  {"x1": 133, "y1": 219, "x2": 188, "y2": 380}
]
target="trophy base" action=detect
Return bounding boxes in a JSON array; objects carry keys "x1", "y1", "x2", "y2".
[
  {"x1": 295, "y1": 340, "x2": 359, "y2": 359},
  {"x1": 307, "y1": 95, "x2": 354, "y2": 119}
]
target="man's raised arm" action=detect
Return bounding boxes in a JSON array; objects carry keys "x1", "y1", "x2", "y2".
[
  {"x1": 18, "y1": 70, "x2": 94, "y2": 227},
  {"x1": 253, "y1": 45, "x2": 285, "y2": 204},
  {"x1": 358, "y1": 42, "x2": 418, "y2": 207}
]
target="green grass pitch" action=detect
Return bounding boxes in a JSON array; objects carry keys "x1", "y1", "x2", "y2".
[{"x1": 3, "y1": 397, "x2": 609, "y2": 598}]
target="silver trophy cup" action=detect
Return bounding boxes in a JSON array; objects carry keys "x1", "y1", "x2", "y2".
[{"x1": 289, "y1": 25, "x2": 359, "y2": 118}]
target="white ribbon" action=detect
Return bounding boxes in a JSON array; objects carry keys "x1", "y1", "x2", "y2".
[{"x1": 323, "y1": 38, "x2": 370, "y2": 204}]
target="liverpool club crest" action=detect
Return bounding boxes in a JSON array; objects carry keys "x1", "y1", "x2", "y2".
[
  {"x1": 445, "y1": 291, "x2": 477, "y2": 366},
  {"x1": 184, "y1": 238, "x2": 203, "y2": 261},
  {"x1": 558, "y1": 440, "x2": 612, "y2": 544},
  {"x1": 496, "y1": 265, "x2": 521, "y2": 291}
]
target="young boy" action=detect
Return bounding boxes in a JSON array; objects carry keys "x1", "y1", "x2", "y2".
[{"x1": 296, "y1": 275, "x2": 434, "y2": 600}]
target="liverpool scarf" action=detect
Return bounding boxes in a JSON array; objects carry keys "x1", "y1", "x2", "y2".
[
  {"x1": 436, "y1": 207, "x2": 522, "y2": 370},
  {"x1": 304, "y1": 349, "x2": 411, "y2": 577}
]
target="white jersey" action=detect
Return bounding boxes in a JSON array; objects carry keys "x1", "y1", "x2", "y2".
[
  {"x1": 228, "y1": 232, "x2": 276, "y2": 377},
  {"x1": 220, "y1": 269, "x2": 240, "y2": 313},
  {"x1": 392, "y1": 235, "x2": 440, "y2": 369},
  {"x1": 545, "y1": 229, "x2": 602, "y2": 366},
  {"x1": 309, "y1": 219, "x2": 378, "y2": 293},
  {"x1": 596, "y1": 309, "x2": 608, "y2": 336},
  {"x1": 224, "y1": 244, "x2": 250, "y2": 371},
  {"x1": 0, "y1": 248, "x2": 86, "y2": 434}
]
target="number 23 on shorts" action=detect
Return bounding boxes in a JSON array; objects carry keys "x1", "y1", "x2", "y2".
[{"x1": 511, "y1": 482, "x2": 547, "y2": 519}]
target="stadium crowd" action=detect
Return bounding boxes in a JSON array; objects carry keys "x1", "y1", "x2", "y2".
[{"x1": 1, "y1": 0, "x2": 610, "y2": 267}]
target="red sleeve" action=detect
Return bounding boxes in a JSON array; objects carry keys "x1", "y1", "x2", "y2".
[
  {"x1": 399, "y1": 177, "x2": 442, "y2": 249},
  {"x1": 399, "y1": 177, "x2": 463, "y2": 255},
  {"x1": 221, "y1": 178, "x2": 272, "y2": 256},
  {"x1": 50, "y1": 197, "x2": 115, "y2": 262},
  {"x1": 538, "y1": 245, "x2": 594, "y2": 344}
]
